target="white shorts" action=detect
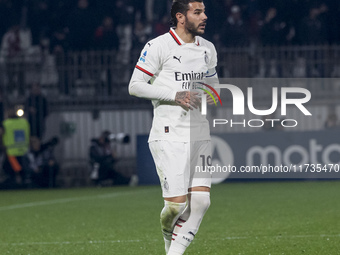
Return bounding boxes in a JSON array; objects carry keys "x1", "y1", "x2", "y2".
[{"x1": 149, "y1": 140, "x2": 212, "y2": 198}]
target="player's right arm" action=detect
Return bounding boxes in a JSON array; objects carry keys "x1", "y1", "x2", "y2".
[
  {"x1": 128, "y1": 68, "x2": 177, "y2": 102},
  {"x1": 129, "y1": 40, "x2": 176, "y2": 101},
  {"x1": 128, "y1": 41, "x2": 200, "y2": 110}
]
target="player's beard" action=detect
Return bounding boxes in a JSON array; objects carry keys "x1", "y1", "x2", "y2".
[{"x1": 185, "y1": 16, "x2": 205, "y2": 36}]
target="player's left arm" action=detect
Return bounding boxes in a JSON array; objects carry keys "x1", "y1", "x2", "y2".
[
  {"x1": 205, "y1": 43, "x2": 220, "y2": 105},
  {"x1": 206, "y1": 68, "x2": 219, "y2": 105}
]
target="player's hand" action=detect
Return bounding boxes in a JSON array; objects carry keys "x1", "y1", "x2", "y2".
[
  {"x1": 206, "y1": 92, "x2": 218, "y2": 105},
  {"x1": 175, "y1": 91, "x2": 201, "y2": 110}
]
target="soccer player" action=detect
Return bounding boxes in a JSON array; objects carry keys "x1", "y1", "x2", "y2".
[{"x1": 129, "y1": 0, "x2": 219, "y2": 254}]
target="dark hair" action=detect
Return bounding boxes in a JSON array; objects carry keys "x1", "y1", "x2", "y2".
[{"x1": 170, "y1": 0, "x2": 203, "y2": 27}]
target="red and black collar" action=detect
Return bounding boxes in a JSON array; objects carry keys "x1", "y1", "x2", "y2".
[
  {"x1": 169, "y1": 29, "x2": 182, "y2": 45},
  {"x1": 169, "y1": 28, "x2": 200, "y2": 46}
]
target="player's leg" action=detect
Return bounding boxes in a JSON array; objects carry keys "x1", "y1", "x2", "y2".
[
  {"x1": 168, "y1": 188, "x2": 211, "y2": 255},
  {"x1": 161, "y1": 195, "x2": 187, "y2": 253},
  {"x1": 149, "y1": 141, "x2": 191, "y2": 254},
  {"x1": 168, "y1": 141, "x2": 212, "y2": 255}
]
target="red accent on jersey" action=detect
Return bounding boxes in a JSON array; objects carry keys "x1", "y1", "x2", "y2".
[
  {"x1": 177, "y1": 218, "x2": 186, "y2": 223},
  {"x1": 175, "y1": 224, "x2": 182, "y2": 228},
  {"x1": 172, "y1": 233, "x2": 178, "y2": 236},
  {"x1": 169, "y1": 30, "x2": 182, "y2": 45},
  {"x1": 136, "y1": 65, "x2": 154, "y2": 77}
]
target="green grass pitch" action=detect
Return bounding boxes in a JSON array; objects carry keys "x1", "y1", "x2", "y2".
[{"x1": 1, "y1": 181, "x2": 339, "y2": 254}]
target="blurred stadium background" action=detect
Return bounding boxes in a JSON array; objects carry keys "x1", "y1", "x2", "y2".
[
  {"x1": 0, "y1": 0, "x2": 339, "y2": 186},
  {"x1": 0, "y1": 0, "x2": 340, "y2": 254}
]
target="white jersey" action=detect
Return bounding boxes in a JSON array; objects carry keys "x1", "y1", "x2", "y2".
[{"x1": 129, "y1": 28, "x2": 218, "y2": 142}]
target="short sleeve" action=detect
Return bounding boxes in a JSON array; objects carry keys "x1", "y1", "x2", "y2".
[{"x1": 135, "y1": 39, "x2": 164, "y2": 76}]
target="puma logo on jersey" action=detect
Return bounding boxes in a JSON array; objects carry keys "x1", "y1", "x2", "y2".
[
  {"x1": 147, "y1": 42, "x2": 153, "y2": 47},
  {"x1": 173, "y1": 56, "x2": 182, "y2": 63}
]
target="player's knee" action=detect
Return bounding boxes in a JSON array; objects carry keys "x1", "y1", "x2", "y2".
[
  {"x1": 200, "y1": 195, "x2": 211, "y2": 211},
  {"x1": 160, "y1": 201, "x2": 186, "y2": 231},
  {"x1": 191, "y1": 191, "x2": 210, "y2": 214},
  {"x1": 198, "y1": 195, "x2": 210, "y2": 213}
]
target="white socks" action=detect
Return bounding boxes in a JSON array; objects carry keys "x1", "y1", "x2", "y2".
[
  {"x1": 160, "y1": 200, "x2": 186, "y2": 254},
  {"x1": 167, "y1": 192, "x2": 210, "y2": 255}
]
